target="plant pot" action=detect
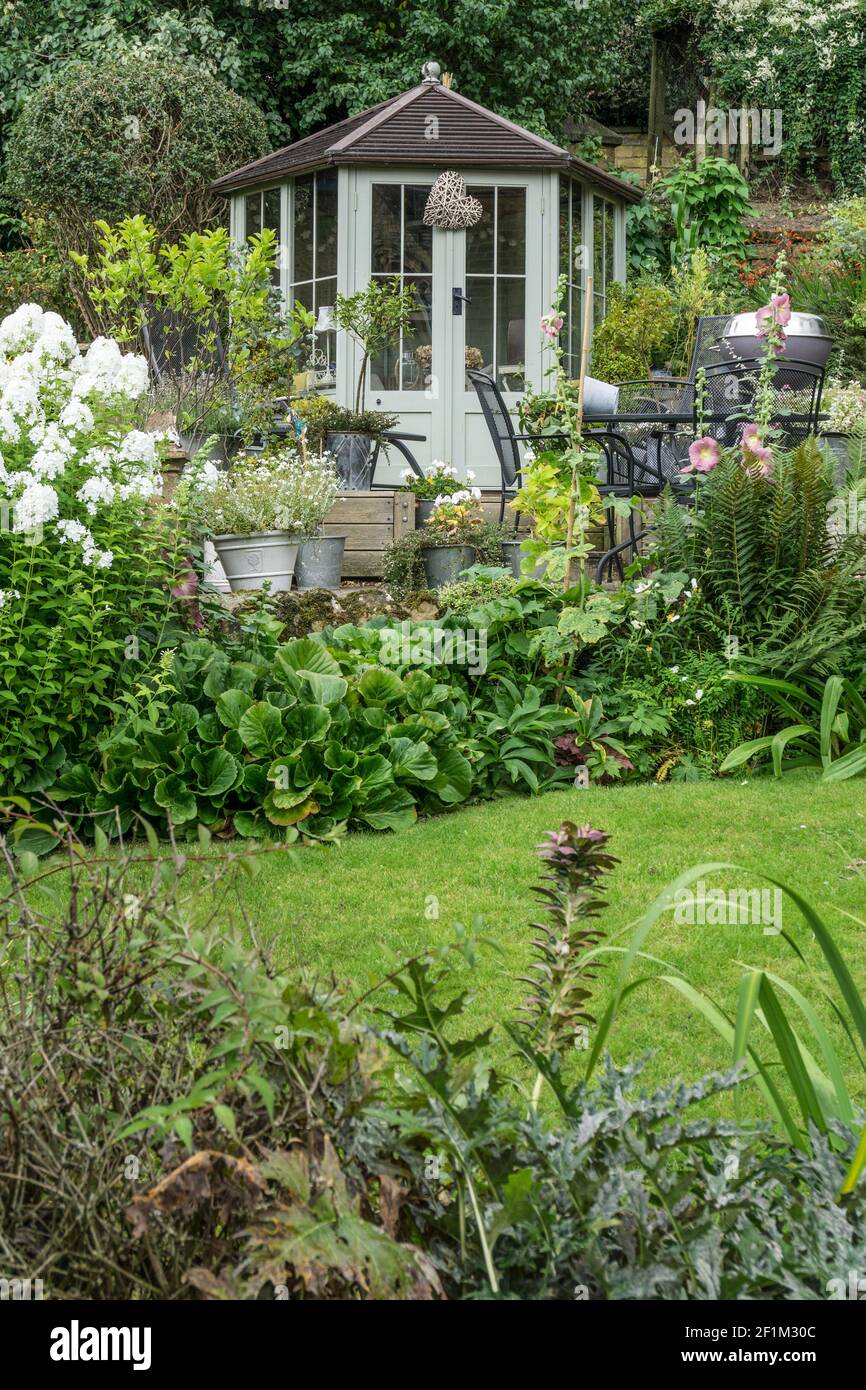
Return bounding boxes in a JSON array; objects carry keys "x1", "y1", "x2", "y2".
[
  {"x1": 213, "y1": 530, "x2": 299, "y2": 592},
  {"x1": 295, "y1": 535, "x2": 346, "y2": 589},
  {"x1": 583, "y1": 376, "x2": 621, "y2": 419},
  {"x1": 415, "y1": 498, "x2": 437, "y2": 528},
  {"x1": 203, "y1": 539, "x2": 231, "y2": 592},
  {"x1": 326, "y1": 431, "x2": 375, "y2": 490},
  {"x1": 820, "y1": 432, "x2": 850, "y2": 486},
  {"x1": 180, "y1": 433, "x2": 243, "y2": 467},
  {"x1": 501, "y1": 539, "x2": 525, "y2": 578},
  {"x1": 421, "y1": 544, "x2": 475, "y2": 590},
  {"x1": 502, "y1": 540, "x2": 565, "y2": 581}
]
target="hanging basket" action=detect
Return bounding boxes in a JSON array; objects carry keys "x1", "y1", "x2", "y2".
[{"x1": 423, "y1": 172, "x2": 483, "y2": 230}]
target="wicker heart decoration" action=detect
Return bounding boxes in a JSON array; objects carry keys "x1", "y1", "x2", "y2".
[{"x1": 423, "y1": 172, "x2": 483, "y2": 230}]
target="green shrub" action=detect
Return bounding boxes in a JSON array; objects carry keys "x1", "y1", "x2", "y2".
[
  {"x1": 590, "y1": 280, "x2": 676, "y2": 381},
  {"x1": 5, "y1": 54, "x2": 270, "y2": 302}
]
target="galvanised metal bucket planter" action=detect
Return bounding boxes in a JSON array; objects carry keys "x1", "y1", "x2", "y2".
[
  {"x1": 295, "y1": 535, "x2": 346, "y2": 590},
  {"x1": 180, "y1": 433, "x2": 242, "y2": 467},
  {"x1": 326, "y1": 432, "x2": 375, "y2": 490},
  {"x1": 421, "y1": 544, "x2": 475, "y2": 590},
  {"x1": 415, "y1": 499, "x2": 437, "y2": 528},
  {"x1": 820, "y1": 433, "x2": 850, "y2": 486},
  {"x1": 501, "y1": 539, "x2": 524, "y2": 578},
  {"x1": 213, "y1": 531, "x2": 299, "y2": 592},
  {"x1": 501, "y1": 539, "x2": 563, "y2": 580}
]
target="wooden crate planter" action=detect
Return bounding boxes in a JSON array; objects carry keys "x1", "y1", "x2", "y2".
[
  {"x1": 324, "y1": 491, "x2": 413, "y2": 579},
  {"x1": 312, "y1": 488, "x2": 619, "y2": 580}
]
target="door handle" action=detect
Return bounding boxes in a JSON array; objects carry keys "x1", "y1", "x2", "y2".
[{"x1": 452, "y1": 287, "x2": 472, "y2": 316}]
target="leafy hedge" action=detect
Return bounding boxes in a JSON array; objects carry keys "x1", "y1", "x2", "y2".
[
  {"x1": 5, "y1": 55, "x2": 270, "y2": 273},
  {"x1": 52, "y1": 613, "x2": 577, "y2": 839}
]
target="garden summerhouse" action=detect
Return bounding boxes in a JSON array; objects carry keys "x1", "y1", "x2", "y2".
[{"x1": 213, "y1": 62, "x2": 640, "y2": 485}]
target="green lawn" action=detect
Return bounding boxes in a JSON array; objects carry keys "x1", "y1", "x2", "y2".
[{"x1": 235, "y1": 772, "x2": 866, "y2": 1114}]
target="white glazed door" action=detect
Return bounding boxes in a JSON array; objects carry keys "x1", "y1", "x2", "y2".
[
  {"x1": 448, "y1": 177, "x2": 541, "y2": 484},
  {"x1": 353, "y1": 172, "x2": 542, "y2": 485}
]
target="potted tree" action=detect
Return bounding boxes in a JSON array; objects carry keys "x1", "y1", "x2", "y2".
[
  {"x1": 329, "y1": 276, "x2": 419, "y2": 488},
  {"x1": 192, "y1": 446, "x2": 337, "y2": 593}
]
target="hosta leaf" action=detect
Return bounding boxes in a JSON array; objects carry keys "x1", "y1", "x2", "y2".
[
  {"x1": 388, "y1": 737, "x2": 438, "y2": 782},
  {"x1": 324, "y1": 742, "x2": 358, "y2": 771},
  {"x1": 196, "y1": 713, "x2": 224, "y2": 743},
  {"x1": 301, "y1": 670, "x2": 348, "y2": 706},
  {"x1": 191, "y1": 748, "x2": 241, "y2": 797},
  {"x1": 154, "y1": 774, "x2": 198, "y2": 824},
  {"x1": 358, "y1": 668, "x2": 405, "y2": 705},
  {"x1": 430, "y1": 747, "x2": 473, "y2": 803},
  {"x1": 263, "y1": 790, "x2": 319, "y2": 825},
  {"x1": 357, "y1": 786, "x2": 417, "y2": 832},
  {"x1": 284, "y1": 703, "x2": 332, "y2": 744},
  {"x1": 238, "y1": 701, "x2": 285, "y2": 756},
  {"x1": 277, "y1": 638, "x2": 342, "y2": 676},
  {"x1": 174, "y1": 703, "x2": 200, "y2": 733},
  {"x1": 356, "y1": 754, "x2": 394, "y2": 791},
  {"x1": 216, "y1": 688, "x2": 254, "y2": 729}
]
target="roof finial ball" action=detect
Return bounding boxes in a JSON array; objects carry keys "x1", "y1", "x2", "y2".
[{"x1": 421, "y1": 61, "x2": 441, "y2": 84}]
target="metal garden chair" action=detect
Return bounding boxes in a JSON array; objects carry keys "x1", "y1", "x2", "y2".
[{"x1": 468, "y1": 369, "x2": 569, "y2": 527}]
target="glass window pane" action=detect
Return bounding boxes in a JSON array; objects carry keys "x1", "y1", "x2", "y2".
[
  {"x1": 497, "y1": 187, "x2": 525, "y2": 275},
  {"x1": 572, "y1": 187, "x2": 584, "y2": 276},
  {"x1": 293, "y1": 175, "x2": 314, "y2": 283},
  {"x1": 262, "y1": 189, "x2": 282, "y2": 286},
  {"x1": 401, "y1": 275, "x2": 432, "y2": 391},
  {"x1": 465, "y1": 276, "x2": 495, "y2": 388},
  {"x1": 245, "y1": 192, "x2": 262, "y2": 239},
  {"x1": 404, "y1": 185, "x2": 432, "y2": 274},
  {"x1": 593, "y1": 197, "x2": 604, "y2": 290},
  {"x1": 263, "y1": 187, "x2": 281, "y2": 233},
  {"x1": 496, "y1": 278, "x2": 525, "y2": 391},
  {"x1": 605, "y1": 205, "x2": 615, "y2": 288},
  {"x1": 559, "y1": 179, "x2": 570, "y2": 279},
  {"x1": 312, "y1": 276, "x2": 337, "y2": 382},
  {"x1": 465, "y1": 188, "x2": 495, "y2": 274},
  {"x1": 369, "y1": 276, "x2": 400, "y2": 390},
  {"x1": 372, "y1": 185, "x2": 401, "y2": 274},
  {"x1": 293, "y1": 281, "x2": 314, "y2": 313},
  {"x1": 316, "y1": 171, "x2": 338, "y2": 278}
]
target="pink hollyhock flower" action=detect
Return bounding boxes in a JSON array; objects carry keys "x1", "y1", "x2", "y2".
[
  {"x1": 540, "y1": 313, "x2": 564, "y2": 339},
  {"x1": 755, "y1": 304, "x2": 771, "y2": 339},
  {"x1": 681, "y1": 436, "x2": 721, "y2": 474},
  {"x1": 771, "y1": 292, "x2": 791, "y2": 326},
  {"x1": 740, "y1": 423, "x2": 763, "y2": 452},
  {"x1": 755, "y1": 292, "x2": 791, "y2": 341},
  {"x1": 740, "y1": 423, "x2": 773, "y2": 477}
]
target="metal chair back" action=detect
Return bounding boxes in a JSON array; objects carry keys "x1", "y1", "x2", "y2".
[{"x1": 467, "y1": 370, "x2": 523, "y2": 491}]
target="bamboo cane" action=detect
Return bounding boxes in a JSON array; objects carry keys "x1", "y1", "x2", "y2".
[{"x1": 564, "y1": 275, "x2": 593, "y2": 590}]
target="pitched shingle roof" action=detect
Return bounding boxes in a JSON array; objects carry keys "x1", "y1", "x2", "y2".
[{"x1": 211, "y1": 82, "x2": 641, "y2": 203}]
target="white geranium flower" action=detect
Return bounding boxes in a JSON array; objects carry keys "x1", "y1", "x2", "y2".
[
  {"x1": 71, "y1": 337, "x2": 149, "y2": 402},
  {"x1": 59, "y1": 398, "x2": 95, "y2": 434},
  {"x1": 0, "y1": 303, "x2": 45, "y2": 356},
  {"x1": 77, "y1": 475, "x2": 116, "y2": 515},
  {"x1": 56, "y1": 518, "x2": 93, "y2": 547},
  {"x1": 14, "y1": 480, "x2": 59, "y2": 531},
  {"x1": 116, "y1": 429, "x2": 160, "y2": 466},
  {"x1": 29, "y1": 423, "x2": 75, "y2": 480}
]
